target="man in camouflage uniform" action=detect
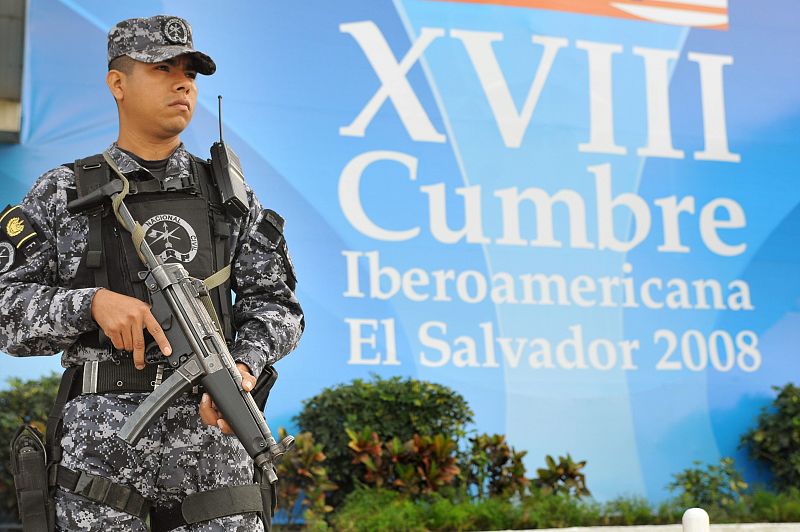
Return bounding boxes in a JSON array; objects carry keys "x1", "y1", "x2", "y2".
[{"x1": 0, "y1": 15, "x2": 303, "y2": 531}]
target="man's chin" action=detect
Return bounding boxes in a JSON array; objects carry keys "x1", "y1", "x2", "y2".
[{"x1": 160, "y1": 119, "x2": 191, "y2": 138}]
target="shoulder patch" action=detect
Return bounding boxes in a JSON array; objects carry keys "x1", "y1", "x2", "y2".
[
  {"x1": 253, "y1": 208, "x2": 297, "y2": 288},
  {"x1": 0, "y1": 205, "x2": 42, "y2": 257},
  {"x1": 0, "y1": 241, "x2": 15, "y2": 273}
]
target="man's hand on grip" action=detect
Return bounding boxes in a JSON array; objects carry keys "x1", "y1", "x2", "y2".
[
  {"x1": 91, "y1": 288, "x2": 173, "y2": 369},
  {"x1": 199, "y1": 363, "x2": 256, "y2": 434}
]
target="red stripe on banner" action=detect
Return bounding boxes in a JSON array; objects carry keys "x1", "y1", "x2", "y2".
[{"x1": 427, "y1": 0, "x2": 729, "y2": 30}]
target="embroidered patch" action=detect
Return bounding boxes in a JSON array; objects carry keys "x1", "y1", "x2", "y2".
[
  {"x1": 143, "y1": 213, "x2": 199, "y2": 263},
  {"x1": 6, "y1": 217, "x2": 24, "y2": 237},
  {"x1": 162, "y1": 18, "x2": 189, "y2": 45},
  {"x1": 0, "y1": 241, "x2": 14, "y2": 273},
  {"x1": 0, "y1": 205, "x2": 40, "y2": 256}
]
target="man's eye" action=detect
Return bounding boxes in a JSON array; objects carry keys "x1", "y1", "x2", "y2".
[{"x1": 156, "y1": 65, "x2": 169, "y2": 72}]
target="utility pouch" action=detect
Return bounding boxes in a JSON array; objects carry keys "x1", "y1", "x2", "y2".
[{"x1": 11, "y1": 424, "x2": 54, "y2": 532}]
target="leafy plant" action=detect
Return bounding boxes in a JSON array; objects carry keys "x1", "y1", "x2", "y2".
[
  {"x1": 346, "y1": 427, "x2": 387, "y2": 488},
  {"x1": 667, "y1": 457, "x2": 748, "y2": 511},
  {"x1": 533, "y1": 453, "x2": 591, "y2": 498},
  {"x1": 462, "y1": 433, "x2": 529, "y2": 499},
  {"x1": 406, "y1": 434, "x2": 461, "y2": 494},
  {"x1": 275, "y1": 428, "x2": 336, "y2": 526},
  {"x1": 0, "y1": 373, "x2": 60, "y2": 521},
  {"x1": 741, "y1": 383, "x2": 800, "y2": 490},
  {"x1": 347, "y1": 428, "x2": 461, "y2": 496},
  {"x1": 295, "y1": 375, "x2": 472, "y2": 503}
]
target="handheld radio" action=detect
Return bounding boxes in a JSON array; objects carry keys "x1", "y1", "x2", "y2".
[{"x1": 210, "y1": 95, "x2": 249, "y2": 218}]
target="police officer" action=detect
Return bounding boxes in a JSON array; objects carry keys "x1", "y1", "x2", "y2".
[{"x1": 0, "y1": 15, "x2": 303, "y2": 531}]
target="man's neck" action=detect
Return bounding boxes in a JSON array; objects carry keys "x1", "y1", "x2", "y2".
[{"x1": 116, "y1": 130, "x2": 181, "y2": 161}]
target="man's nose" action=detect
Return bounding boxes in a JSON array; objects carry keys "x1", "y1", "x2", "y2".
[{"x1": 173, "y1": 75, "x2": 192, "y2": 93}]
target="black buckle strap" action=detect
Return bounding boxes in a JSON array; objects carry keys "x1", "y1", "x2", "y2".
[
  {"x1": 57, "y1": 466, "x2": 150, "y2": 521},
  {"x1": 182, "y1": 484, "x2": 264, "y2": 524},
  {"x1": 85, "y1": 206, "x2": 104, "y2": 269},
  {"x1": 150, "y1": 484, "x2": 264, "y2": 531}
]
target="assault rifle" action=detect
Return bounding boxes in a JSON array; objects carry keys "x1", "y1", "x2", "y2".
[{"x1": 67, "y1": 152, "x2": 294, "y2": 484}]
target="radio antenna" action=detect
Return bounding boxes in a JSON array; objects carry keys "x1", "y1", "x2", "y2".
[{"x1": 217, "y1": 95, "x2": 224, "y2": 143}]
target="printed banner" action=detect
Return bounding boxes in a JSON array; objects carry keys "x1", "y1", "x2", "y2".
[{"x1": 0, "y1": 0, "x2": 798, "y2": 500}]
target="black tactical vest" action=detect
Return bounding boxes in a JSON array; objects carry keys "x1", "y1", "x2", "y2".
[{"x1": 68, "y1": 153, "x2": 236, "y2": 351}]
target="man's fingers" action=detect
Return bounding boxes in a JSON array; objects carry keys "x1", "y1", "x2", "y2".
[
  {"x1": 108, "y1": 331, "x2": 124, "y2": 351},
  {"x1": 199, "y1": 393, "x2": 219, "y2": 426},
  {"x1": 132, "y1": 320, "x2": 146, "y2": 370},
  {"x1": 121, "y1": 328, "x2": 134, "y2": 353},
  {"x1": 198, "y1": 394, "x2": 234, "y2": 434},
  {"x1": 144, "y1": 313, "x2": 172, "y2": 357},
  {"x1": 235, "y1": 363, "x2": 256, "y2": 392},
  {"x1": 217, "y1": 419, "x2": 233, "y2": 435}
]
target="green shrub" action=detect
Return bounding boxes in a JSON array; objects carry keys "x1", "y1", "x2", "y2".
[
  {"x1": 330, "y1": 489, "x2": 428, "y2": 531},
  {"x1": 462, "y1": 433, "x2": 529, "y2": 500},
  {"x1": 330, "y1": 487, "x2": 607, "y2": 530},
  {"x1": 741, "y1": 383, "x2": 800, "y2": 490},
  {"x1": 747, "y1": 487, "x2": 800, "y2": 522},
  {"x1": 0, "y1": 373, "x2": 60, "y2": 521},
  {"x1": 328, "y1": 485, "x2": 800, "y2": 529},
  {"x1": 533, "y1": 453, "x2": 591, "y2": 498},
  {"x1": 602, "y1": 496, "x2": 657, "y2": 525},
  {"x1": 295, "y1": 375, "x2": 473, "y2": 503},
  {"x1": 668, "y1": 457, "x2": 748, "y2": 513},
  {"x1": 518, "y1": 489, "x2": 601, "y2": 528}
]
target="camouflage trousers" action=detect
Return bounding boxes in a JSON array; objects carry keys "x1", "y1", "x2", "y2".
[{"x1": 55, "y1": 392, "x2": 263, "y2": 532}]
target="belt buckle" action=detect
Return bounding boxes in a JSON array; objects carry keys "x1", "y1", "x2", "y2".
[
  {"x1": 82, "y1": 361, "x2": 99, "y2": 394},
  {"x1": 152, "y1": 364, "x2": 165, "y2": 389}
]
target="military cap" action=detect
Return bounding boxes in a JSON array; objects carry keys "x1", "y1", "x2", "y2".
[{"x1": 108, "y1": 15, "x2": 216, "y2": 75}]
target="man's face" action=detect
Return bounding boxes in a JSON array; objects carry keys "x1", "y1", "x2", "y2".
[{"x1": 116, "y1": 55, "x2": 199, "y2": 139}]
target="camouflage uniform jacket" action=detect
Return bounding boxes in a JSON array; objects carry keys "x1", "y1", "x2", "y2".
[{"x1": 0, "y1": 143, "x2": 303, "y2": 377}]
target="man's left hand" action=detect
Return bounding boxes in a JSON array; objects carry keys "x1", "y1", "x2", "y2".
[{"x1": 198, "y1": 363, "x2": 257, "y2": 434}]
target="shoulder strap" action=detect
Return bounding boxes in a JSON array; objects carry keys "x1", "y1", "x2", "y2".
[
  {"x1": 192, "y1": 156, "x2": 235, "y2": 343},
  {"x1": 73, "y1": 154, "x2": 112, "y2": 200},
  {"x1": 73, "y1": 155, "x2": 111, "y2": 277}
]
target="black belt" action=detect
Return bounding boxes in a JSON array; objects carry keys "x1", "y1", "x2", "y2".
[{"x1": 78, "y1": 359, "x2": 201, "y2": 395}]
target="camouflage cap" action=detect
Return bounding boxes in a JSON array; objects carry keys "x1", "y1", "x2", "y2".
[{"x1": 108, "y1": 15, "x2": 216, "y2": 75}]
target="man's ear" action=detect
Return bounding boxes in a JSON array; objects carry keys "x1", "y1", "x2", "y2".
[{"x1": 106, "y1": 69, "x2": 125, "y2": 103}]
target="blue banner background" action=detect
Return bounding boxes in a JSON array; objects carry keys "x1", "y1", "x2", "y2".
[{"x1": 1, "y1": 0, "x2": 798, "y2": 501}]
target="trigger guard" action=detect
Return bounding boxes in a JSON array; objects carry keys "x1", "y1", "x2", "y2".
[{"x1": 145, "y1": 342, "x2": 169, "y2": 365}]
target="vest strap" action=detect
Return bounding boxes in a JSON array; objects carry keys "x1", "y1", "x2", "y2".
[
  {"x1": 85, "y1": 207, "x2": 104, "y2": 270},
  {"x1": 193, "y1": 154, "x2": 235, "y2": 343},
  {"x1": 73, "y1": 157, "x2": 112, "y2": 294},
  {"x1": 203, "y1": 264, "x2": 231, "y2": 290}
]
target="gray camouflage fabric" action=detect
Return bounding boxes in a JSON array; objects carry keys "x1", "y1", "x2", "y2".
[
  {"x1": 0, "y1": 142, "x2": 303, "y2": 377},
  {"x1": 108, "y1": 15, "x2": 215, "y2": 75},
  {"x1": 55, "y1": 393, "x2": 262, "y2": 531},
  {"x1": 0, "y1": 143, "x2": 303, "y2": 524}
]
